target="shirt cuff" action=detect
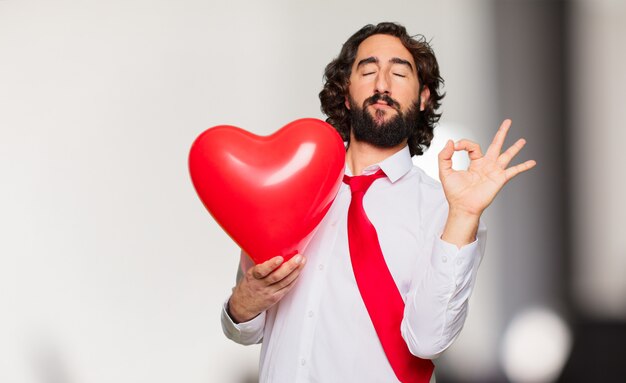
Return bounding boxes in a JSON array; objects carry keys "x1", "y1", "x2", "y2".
[
  {"x1": 221, "y1": 297, "x2": 266, "y2": 345},
  {"x1": 431, "y1": 236, "x2": 481, "y2": 287}
]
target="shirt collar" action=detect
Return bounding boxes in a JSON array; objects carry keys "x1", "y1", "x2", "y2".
[{"x1": 345, "y1": 145, "x2": 413, "y2": 183}]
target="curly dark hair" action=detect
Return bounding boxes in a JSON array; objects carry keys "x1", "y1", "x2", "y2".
[{"x1": 319, "y1": 22, "x2": 444, "y2": 156}]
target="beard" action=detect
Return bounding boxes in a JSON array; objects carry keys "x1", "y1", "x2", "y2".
[{"x1": 348, "y1": 93, "x2": 421, "y2": 149}]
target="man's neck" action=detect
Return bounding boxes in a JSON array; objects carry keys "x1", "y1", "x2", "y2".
[{"x1": 346, "y1": 135, "x2": 407, "y2": 176}]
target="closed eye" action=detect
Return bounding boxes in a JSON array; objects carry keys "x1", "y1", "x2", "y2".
[
  {"x1": 363, "y1": 72, "x2": 375, "y2": 76},
  {"x1": 393, "y1": 73, "x2": 406, "y2": 78}
]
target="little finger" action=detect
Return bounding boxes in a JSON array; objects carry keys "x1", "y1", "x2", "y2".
[{"x1": 504, "y1": 160, "x2": 537, "y2": 181}]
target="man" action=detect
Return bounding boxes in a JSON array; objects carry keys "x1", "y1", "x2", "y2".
[{"x1": 221, "y1": 22, "x2": 535, "y2": 382}]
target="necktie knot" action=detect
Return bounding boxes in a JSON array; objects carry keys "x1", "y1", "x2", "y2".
[{"x1": 343, "y1": 169, "x2": 386, "y2": 194}]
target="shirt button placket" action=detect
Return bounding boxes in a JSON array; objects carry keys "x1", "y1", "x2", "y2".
[{"x1": 296, "y1": 196, "x2": 342, "y2": 380}]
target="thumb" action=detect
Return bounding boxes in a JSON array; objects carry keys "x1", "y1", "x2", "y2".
[{"x1": 438, "y1": 139, "x2": 454, "y2": 178}]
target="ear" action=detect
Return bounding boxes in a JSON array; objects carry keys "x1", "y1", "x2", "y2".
[
  {"x1": 344, "y1": 95, "x2": 351, "y2": 110},
  {"x1": 419, "y1": 86, "x2": 431, "y2": 111}
]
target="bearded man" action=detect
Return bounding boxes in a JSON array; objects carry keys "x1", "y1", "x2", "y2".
[{"x1": 221, "y1": 22, "x2": 535, "y2": 383}]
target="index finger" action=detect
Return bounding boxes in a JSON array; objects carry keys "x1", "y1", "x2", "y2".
[
  {"x1": 485, "y1": 119, "x2": 512, "y2": 160},
  {"x1": 251, "y1": 256, "x2": 284, "y2": 279},
  {"x1": 265, "y1": 254, "x2": 306, "y2": 285}
]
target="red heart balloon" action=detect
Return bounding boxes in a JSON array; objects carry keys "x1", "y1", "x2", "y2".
[{"x1": 189, "y1": 118, "x2": 345, "y2": 264}]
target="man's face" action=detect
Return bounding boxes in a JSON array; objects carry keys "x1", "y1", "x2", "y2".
[{"x1": 346, "y1": 34, "x2": 427, "y2": 126}]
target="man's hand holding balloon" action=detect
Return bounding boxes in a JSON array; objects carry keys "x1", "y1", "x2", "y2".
[{"x1": 227, "y1": 254, "x2": 306, "y2": 323}]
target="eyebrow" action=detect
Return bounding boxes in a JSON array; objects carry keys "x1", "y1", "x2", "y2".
[
  {"x1": 355, "y1": 56, "x2": 414, "y2": 72},
  {"x1": 356, "y1": 56, "x2": 378, "y2": 69},
  {"x1": 390, "y1": 57, "x2": 414, "y2": 71}
]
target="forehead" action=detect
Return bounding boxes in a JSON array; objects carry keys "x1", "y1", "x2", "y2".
[{"x1": 353, "y1": 34, "x2": 416, "y2": 69}]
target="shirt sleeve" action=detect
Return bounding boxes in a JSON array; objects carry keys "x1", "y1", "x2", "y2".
[
  {"x1": 400, "y1": 220, "x2": 487, "y2": 359},
  {"x1": 220, "y1": 251, "x2": 266, "y2": 345}
]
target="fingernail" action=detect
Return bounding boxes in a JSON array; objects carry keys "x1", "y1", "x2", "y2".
[{"x1": 294, "y1": 255, "x2": 303, "y2": 264}]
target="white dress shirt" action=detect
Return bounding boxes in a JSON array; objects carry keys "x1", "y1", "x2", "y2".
[{"x1": 221, "y1": 145, "x2": 487, "y2": 383}]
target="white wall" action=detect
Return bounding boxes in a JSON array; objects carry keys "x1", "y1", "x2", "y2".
[{"x1": 0, "y1": 1, "x2": 500, "y2": 382}]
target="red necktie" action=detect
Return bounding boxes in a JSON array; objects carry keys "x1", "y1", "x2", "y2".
[{"x1": 343, "y1": 169, "x2": 434, "y2": 383}]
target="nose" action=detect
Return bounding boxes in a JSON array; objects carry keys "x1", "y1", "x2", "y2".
[{"x1": 374, "y1": 71, "x2": 391, "y2": 94}]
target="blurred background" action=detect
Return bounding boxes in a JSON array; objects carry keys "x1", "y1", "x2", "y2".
[{"x1": 1, "y1": 0, "x2": 624, "y2": 382}]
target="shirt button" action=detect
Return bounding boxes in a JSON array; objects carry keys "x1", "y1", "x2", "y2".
[
  {"x1": 308, "y1": 310, "x2": 314, "y2": 318},
  {"x1": 442, "y1": 256, "x2": 448, "y2": 263},
  {"x1": 330, "y1": 221, "x2": 338, "y2": 227},
  {"x1": 318, "y1": 264, "x2": 325, "y2": 271},
  {"x1": 301, "y1": 358, "x2": 306, "y2": 366},
  {"x1": 456, "y1": 258, "x2": 463, "y2": 265}
]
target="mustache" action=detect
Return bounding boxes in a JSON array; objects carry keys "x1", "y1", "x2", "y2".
[{"x1": 363, "y1": 93, "x2": 401, "y2": 111}]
